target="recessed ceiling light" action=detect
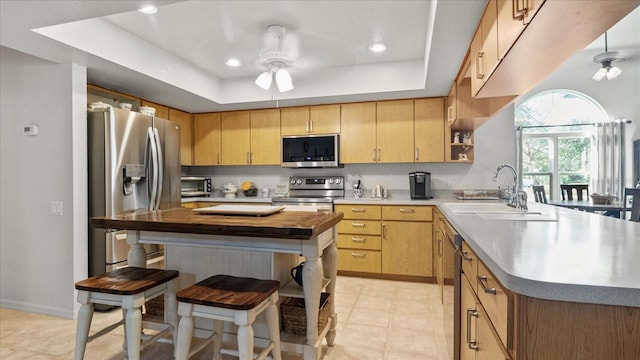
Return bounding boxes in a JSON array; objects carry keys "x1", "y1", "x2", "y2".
[
  {"x1": 138, "y1": 5, "x2": 158, "y2": 14},
  {"x1": 225, "y1": 58, "x2": 242, "y2": 67},
  {"x1": 368, "y1": 42, "x2": 387, "y2": 53}
]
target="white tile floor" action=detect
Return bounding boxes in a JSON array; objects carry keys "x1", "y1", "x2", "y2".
[{"x1": 0, "y1": 276, "x2": 451, "y2": 359}]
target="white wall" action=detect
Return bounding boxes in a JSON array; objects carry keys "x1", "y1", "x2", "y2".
[{"x1": 0, "y1": 47, "x2": 87, "y2": 319}]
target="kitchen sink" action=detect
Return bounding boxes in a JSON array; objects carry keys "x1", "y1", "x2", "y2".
[
  {"x1": 443, "y1": 202, "x2": 557, "y2": 221},
  {"x1": 443, "y1": 202, "x2": 540, "y2": 214}
]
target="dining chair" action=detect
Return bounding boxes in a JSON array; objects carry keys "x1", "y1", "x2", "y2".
[
  {"x1": 560, "y1": 184, "x2": 589, "y2": 201},
  {"x1": 532, "y1": 185, "x2": 548, "y2": 204},
  {"x1": 623, "y1": 188, "x2": 640, "y2": 222}
]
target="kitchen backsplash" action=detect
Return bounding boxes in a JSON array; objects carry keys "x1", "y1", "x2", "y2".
[{"x1": 182, "y1": 162, "x2": 506, "y2": 194}]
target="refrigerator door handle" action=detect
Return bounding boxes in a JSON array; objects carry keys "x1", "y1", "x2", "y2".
[
  {"x1": 153, "y1": 127, "x2": 163, "y2": 210},
  {"x1": 147, "y1": 127, "x2": 159, "y2": 210}
]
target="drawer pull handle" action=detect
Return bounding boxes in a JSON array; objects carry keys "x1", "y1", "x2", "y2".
[
  {"x1": 351, "y1": 208, "x2": 366, "y2": 212},
  {"x1": 351, "y1": 237, "x2": 366, "y2": 243},
  {"x1": 399, "y1": 208, "x2": 415, "y2": 213},
  {"x1": 351, "y1": 252, "x2": 366, "y2": 258},
  {"x1": 466, "y1": 307, "x2": 478, "y2": 350},
  {"x1": 351, "y1": 223, "x2": 365, "y2": 228},
  {"x1": 478, "y1": 275, "x2": 497, "y2": 295},
  {"x1": 461, "y1": 250, "x2": 473, "y2": 261}
]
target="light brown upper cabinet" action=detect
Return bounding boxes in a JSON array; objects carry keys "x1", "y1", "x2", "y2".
[
  {"x1": 470, "y1": 0, "x2": 499, "y2": 97},
  {"x1": 220, "y1": 109, "x2": 281, "y2": 166},
  {"x1": 376, "y1": 100, "x2": 415, "y2": 163},
  {"x1": 193, "y1": 113, "x2": 221, "y2": 165},
  {"x1": 221, "y1": 111, "x2": 251, "y2": 165},
  {"x1": 169, "y1": 108, "x2": 193, "y2": 165},
  {"x1": 414, "y1": 98, "x2": 445, "y2": 162},
  {"x1": 340, "y1": 102, "x2": 378, "y2": 164},
  {"x1": 281, "y1": 105, "x2": 340, "y2": 135},
  {"x1": 249, "y1": 108, "x2": 281, "y2": 165}
]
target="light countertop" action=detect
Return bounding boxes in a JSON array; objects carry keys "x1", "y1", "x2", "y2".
[{"x1": 439, "y1": 201, "x2": 640, "y2": 307}]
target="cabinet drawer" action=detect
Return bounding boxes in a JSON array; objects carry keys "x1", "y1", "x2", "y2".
[
  {"x1": 335, "y1": 205, "x2": 381, "y2": 220},
  {"x1": 337, "y1": 220, "x2": 381, "y2": 235},
  {"x1": 461, "y1": 242, "x2": 478, "y2": 294},
  {"x1": 382, "y1": 205, "x2": 433, "y2": 221},
  {"x1": 338, "y1": 249, "x2": 381, "y2": 273},
  {"x1": 337, "y1": 234, "x2": 381, "y2": 250},
  {"x1": 477, "y1": 259, "x2": 512, "y2": 350}
]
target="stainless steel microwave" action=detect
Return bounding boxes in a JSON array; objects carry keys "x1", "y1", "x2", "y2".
[{"x1": 281, "y1": 134, "x2": 340, "y2": 168}]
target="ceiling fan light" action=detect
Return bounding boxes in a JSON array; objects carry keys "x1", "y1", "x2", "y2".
[
  {"x1": 255, "y1": 71, "x2": 273, "y2": 90},
  {"x1": 275, "y1": 68, "x2": 293, "y2": 92},
  {"x1": 606, "y1": 66, "x2": 622, "y2": 80},
  {"x1": 592, "y1": 67, "x2": 607, "y2": 81}
]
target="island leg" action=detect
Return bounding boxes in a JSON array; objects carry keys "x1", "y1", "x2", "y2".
[
  {"x1": 302, "y1": 256, "x2": 322, "y2": 360},
  {"x1": 126, "y1": 231, "x2": 147, "y2": 268},
  {"x1": 322, "y1": 239, "x2": 338, "y2": 346}
]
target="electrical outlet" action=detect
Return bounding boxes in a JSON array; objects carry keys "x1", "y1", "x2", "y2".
[
  {"x1": 447, "y1": 176, "x2": 459, "y2": 188},
  {"x1": 51, "y1": 201, "x2": 63, "y2": 216}
]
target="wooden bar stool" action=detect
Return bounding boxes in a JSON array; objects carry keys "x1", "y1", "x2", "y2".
[
  {"x1": 74, "y1": 267, "x2": 179, "y2": 360},
  {"x1": 174, "y1": 275, "x2": 281, "y2": 360}
]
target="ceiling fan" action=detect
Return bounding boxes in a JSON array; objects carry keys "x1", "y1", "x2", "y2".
[
  {"x1": 592, "y1": 32, "x2": 623, "y2": 81},
  {"x1": 255, "y1": 24, "x2": 299, "y2": 92}
]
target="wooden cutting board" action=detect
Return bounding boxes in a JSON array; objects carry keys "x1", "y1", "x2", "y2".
[{"x1": 193, "y1": 204, "x2": 285, "y2": 216}]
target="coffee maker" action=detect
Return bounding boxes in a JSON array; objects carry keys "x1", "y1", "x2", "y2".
[{"x1": 409, "y1": 172, "x2": 431, "y2": 199}]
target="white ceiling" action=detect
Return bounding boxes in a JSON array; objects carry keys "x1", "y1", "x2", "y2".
[{"x1": 1, "y1": 1, "x2": 638, "y2": 113}]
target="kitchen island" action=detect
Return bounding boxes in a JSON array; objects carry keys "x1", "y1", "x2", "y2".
[{"x1": 90, "y1": 207, "x2": 344, "y2": 360}]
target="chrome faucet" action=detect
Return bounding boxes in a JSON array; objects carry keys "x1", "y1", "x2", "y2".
[{"x1": 494, "y1": 164, "x2": 527, "y2": 211}]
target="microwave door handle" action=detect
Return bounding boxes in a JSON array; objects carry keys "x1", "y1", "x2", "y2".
[
  {"x1": 147, "y1": 127, "x2": 159, "y2": 210},
  {"x1": 153, "y1": 127, "x2": 163, "y2": 210}
]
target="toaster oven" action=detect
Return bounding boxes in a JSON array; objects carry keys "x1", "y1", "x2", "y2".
[{"x1": 181, "y1": 176, "x2": 212, "y2": 197}]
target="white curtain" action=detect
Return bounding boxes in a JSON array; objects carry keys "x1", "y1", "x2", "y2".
[{"x1": 593, "y1": 119, "x2": 627, "y2": 198}]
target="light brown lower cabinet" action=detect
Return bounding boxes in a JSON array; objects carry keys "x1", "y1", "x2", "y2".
[
  {"x1": 461, "y1": 274, "x2": 509, "y2": 360},
  {"x1": 458, "y1": 239, "x2": 640, "y2": 360},
  {"x1": 336, "y1": 204, "x2": 433, "y2": 278}
]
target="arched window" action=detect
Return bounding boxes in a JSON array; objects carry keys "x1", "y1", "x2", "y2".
[{"x1": 515, "y1": 89, "x2": 608, "y2": 200}]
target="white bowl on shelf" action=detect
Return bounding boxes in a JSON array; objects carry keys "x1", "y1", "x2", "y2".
[{"x1": 138, "y1": 106, "x2": 156, "y2": 116}]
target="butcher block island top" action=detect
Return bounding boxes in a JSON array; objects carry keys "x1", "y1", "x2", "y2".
[{"x1": 89, "y1": 207, "x2": 344, "y2": 239}]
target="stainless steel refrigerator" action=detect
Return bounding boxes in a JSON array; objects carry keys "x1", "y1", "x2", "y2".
[{"x1": 88, "y1": 107, "x2": 181, "y2": 277}]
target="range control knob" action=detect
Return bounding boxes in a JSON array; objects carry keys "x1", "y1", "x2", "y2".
[
  {"x1": 296, "y1": 178, "x2": 303, "y2": 185},
  {"x1": 328, "y1": 178, "x2": 334, "y2": 184},
  {"x1": 334, "y1": 178, "x2": 342, "y2": 184},
  {"x1": 290, "y1": 178, "x2": 297, "y2": 185}
]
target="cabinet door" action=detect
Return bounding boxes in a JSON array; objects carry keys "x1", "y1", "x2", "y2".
[
  {"x1": 250, "y1": 108, "x2": 280, "y2": 165},
  {"x1": 414, "y1": 98, "x2": 445, "y2": 162},
  {"x1": 476, "y1": 305, "x2": 508, "y2": 360},
  {"x1": 376, "y1": 100, "x2": 414, "y2": 163},
  {"x1": 381, "y1": 221, "x2": 432, "y2": 276},
  {"x1": 169, "y1": 108, "x2": 193, "y2": 165},
  {"x1": 221, "y1": 111, "x2": 250, "y2": 165},
  {"x1": 340, "y1": 102, "x2": 377, "y2": 163},
  {"x1": 280, "y1": 106, "x2": 309, "y2": 135},
  {"x1": 193, "y1": 113, "x2": 221, "y2": 165},
  {"x1": 471, "y1": 0, "x2": 499, "y2": 96},
  {"x1": 461, "y1": 275, "x2": 478, "y2": 360},
  {"x1": 497, "y1": 0, "x2": 526, "y2": 59},
  {"x1": 309, "y1": 104, "x2": 341, "y2": 134}
]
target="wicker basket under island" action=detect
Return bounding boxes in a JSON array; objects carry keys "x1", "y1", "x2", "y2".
[{"x1": 281, "y1": 293, "x2": 331, "y2": 336}]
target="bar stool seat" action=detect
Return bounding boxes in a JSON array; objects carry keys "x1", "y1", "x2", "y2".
[
  {"x1": 74, "y1": 267, "x2": 179, "y2": 360},
  {"x1": 174, "y1": 275, "x2": 282, "y2": 360}
]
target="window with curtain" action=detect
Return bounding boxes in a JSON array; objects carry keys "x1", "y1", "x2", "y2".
[{"x1": 515, "y1": 90, "x2": 608, "y2": 200}]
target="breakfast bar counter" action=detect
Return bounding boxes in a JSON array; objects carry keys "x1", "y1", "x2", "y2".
[{"x1": 90, "y1": 207, "x2": 344, "y2": 360}]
